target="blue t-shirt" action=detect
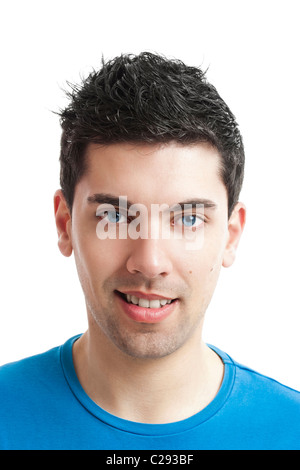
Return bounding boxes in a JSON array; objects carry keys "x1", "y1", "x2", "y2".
[{"x1": 0, "y1": 335, "x2": 299, "y2": 450}]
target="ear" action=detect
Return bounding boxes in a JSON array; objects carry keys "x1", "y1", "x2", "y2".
[
  {"x1": 222, "y1": 202, "x2": 246, "y2": 268},
  {"x1": 54, "y1": 189, "x2": 73, "y2": 257}
]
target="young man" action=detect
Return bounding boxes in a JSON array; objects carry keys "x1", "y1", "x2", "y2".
[{"x1": 0, "y1": 53, "x2": 299, "y2": 450}]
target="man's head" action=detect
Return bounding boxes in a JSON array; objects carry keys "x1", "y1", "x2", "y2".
[
  {"x1": 54, "y1": 53, "x2": 246, "y2": 360},
  {"x1": 58, "y1": 52, "x2": 244, "y2": 219}
]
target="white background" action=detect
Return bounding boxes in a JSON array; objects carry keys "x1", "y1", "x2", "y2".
[{"x1": 0, "y1": 0, "x2": 299, "y2": 391}]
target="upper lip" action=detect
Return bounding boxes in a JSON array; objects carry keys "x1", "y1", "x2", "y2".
[{"x1": 117, "y1": 290, "x2": 175, "y2": 301}]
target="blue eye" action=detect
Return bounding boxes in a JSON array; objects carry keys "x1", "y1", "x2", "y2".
[
  {"x1": 97, "y1": 210, "x2": 127, "y2": 224},
  {"x1": 174, "y1": 214, "x2": 204, "y2": 228},
  {"x1": 182, "y1": 215, "x2": 196, "y2": 226},
  {"x1": 107, "y1": 211, "x2": 121, "y2": 223}
]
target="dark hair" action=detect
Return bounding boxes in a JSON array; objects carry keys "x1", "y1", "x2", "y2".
[{"x1": 59, "y1": 52, "x2": 244, "y2": 217}]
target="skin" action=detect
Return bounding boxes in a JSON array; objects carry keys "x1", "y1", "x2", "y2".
[{"x1": 54, "y1": 141, "x2": 246, "y2": 423}]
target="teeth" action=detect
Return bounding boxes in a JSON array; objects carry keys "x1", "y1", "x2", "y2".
[
  {"x1": 139, "y1": 298, "x2": 150, "y2": 308},
  {"x1": 125, "y1": 294, "x2": 173, "y2": 308},
  {"x1": 149, "y1": 300, "x2": 161, "y2": 309},
  {"x1": 127, "y1": 294, "x2": 138, "y2": 304}
]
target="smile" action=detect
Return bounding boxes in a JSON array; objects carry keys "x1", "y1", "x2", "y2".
[
  {"x1": 125, "y1": 294, "x2": 173, "y2": 308},
  {"x1": 115, "y1": 290, "x2": 178, "y2": 323}
]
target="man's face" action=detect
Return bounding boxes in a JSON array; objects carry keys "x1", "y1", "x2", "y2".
[{"x1": 58, "y1": 142, "x2": 243, "y2": 359}]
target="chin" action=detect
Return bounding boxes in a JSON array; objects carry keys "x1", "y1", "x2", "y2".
[{"x1": 110, "y1": 327, "x2": 190, "y2": 360}]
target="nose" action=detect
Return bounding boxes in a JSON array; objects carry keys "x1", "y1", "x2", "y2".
[{"x1": 126, "y1": 238, "x2": 173, "y2": 279}]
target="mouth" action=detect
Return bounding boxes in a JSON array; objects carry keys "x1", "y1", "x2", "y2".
[
  {"x1": 115, "y1": 290, "x2": 178, "y2": 323},
  {"x1": 115, "y1": 290, "x2": 177, "y2": 308}
]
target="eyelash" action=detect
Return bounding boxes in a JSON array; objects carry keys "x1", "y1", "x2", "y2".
[
  {"x1": 173, "y1": 213, "x2": 205, "y2": 228},
  {"x1": 96, "y1": 209, "x2": 207, "y2": 228}
]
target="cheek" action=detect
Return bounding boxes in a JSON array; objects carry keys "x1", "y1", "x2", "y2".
[
  {"x1": 74, "y1": 233, "x2": 130, "y2": 281},
  {"x1": 189, "y1": 255, "x2": 223, "y2": 314},
  {"x1": 181, "y1": 236, "x2": 225, "y2": 288}
]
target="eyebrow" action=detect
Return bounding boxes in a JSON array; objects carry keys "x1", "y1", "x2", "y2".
[
  {"x1": 87, "y1": 193, "x2": 128, "y2": 206},
  {"x1": 173, "y1": 198, "x2": 217, "y2": 211},
  {"x1": 87, "y1": 193, "x2": 217, "y2": 210}
]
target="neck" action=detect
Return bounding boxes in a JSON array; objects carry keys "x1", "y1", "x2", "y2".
[{"x1": 73, "y1": 324, "x2": 224, "y2": 424}]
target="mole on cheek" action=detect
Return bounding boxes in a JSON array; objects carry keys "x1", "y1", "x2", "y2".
[{"x1": 189, "y1": 270, "x2": 192, "y2": 274}]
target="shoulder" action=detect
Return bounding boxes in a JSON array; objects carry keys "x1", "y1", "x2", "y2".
[
  {"x1": 0, "y1": 344, "x2": 63, "y2": 401},
  {"x1": 0, "y1": 339, "x2": 79, "y2": 449},
  {"x1": 210, "y1": 347, "x2": 300, "y2": 449},
  {"x1": 211, "y1": 344, "x2": 300, "y2": 416},
  {"x1": 230, "y1": 356, "x2": 300, "y2": 416},
  {"x1": 0, "y1": 344, "x2": 61, "y2": 375}
]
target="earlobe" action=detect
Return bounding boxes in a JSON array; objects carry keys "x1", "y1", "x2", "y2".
[
  {"x1": 222, "y1": 202, "x2": 246, "y2": 268},
  {"x1": 54, "y1": 189, "x2": 73, "y2": 257}
]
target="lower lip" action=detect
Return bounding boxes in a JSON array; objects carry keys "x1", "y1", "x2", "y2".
[{"x1": 117, "y1": 293, "x2": 178, "y2": 324}]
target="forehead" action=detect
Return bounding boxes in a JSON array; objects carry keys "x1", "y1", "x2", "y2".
[{"x1": 76, "y1": 141, "x2": 227, "y2": 206}]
